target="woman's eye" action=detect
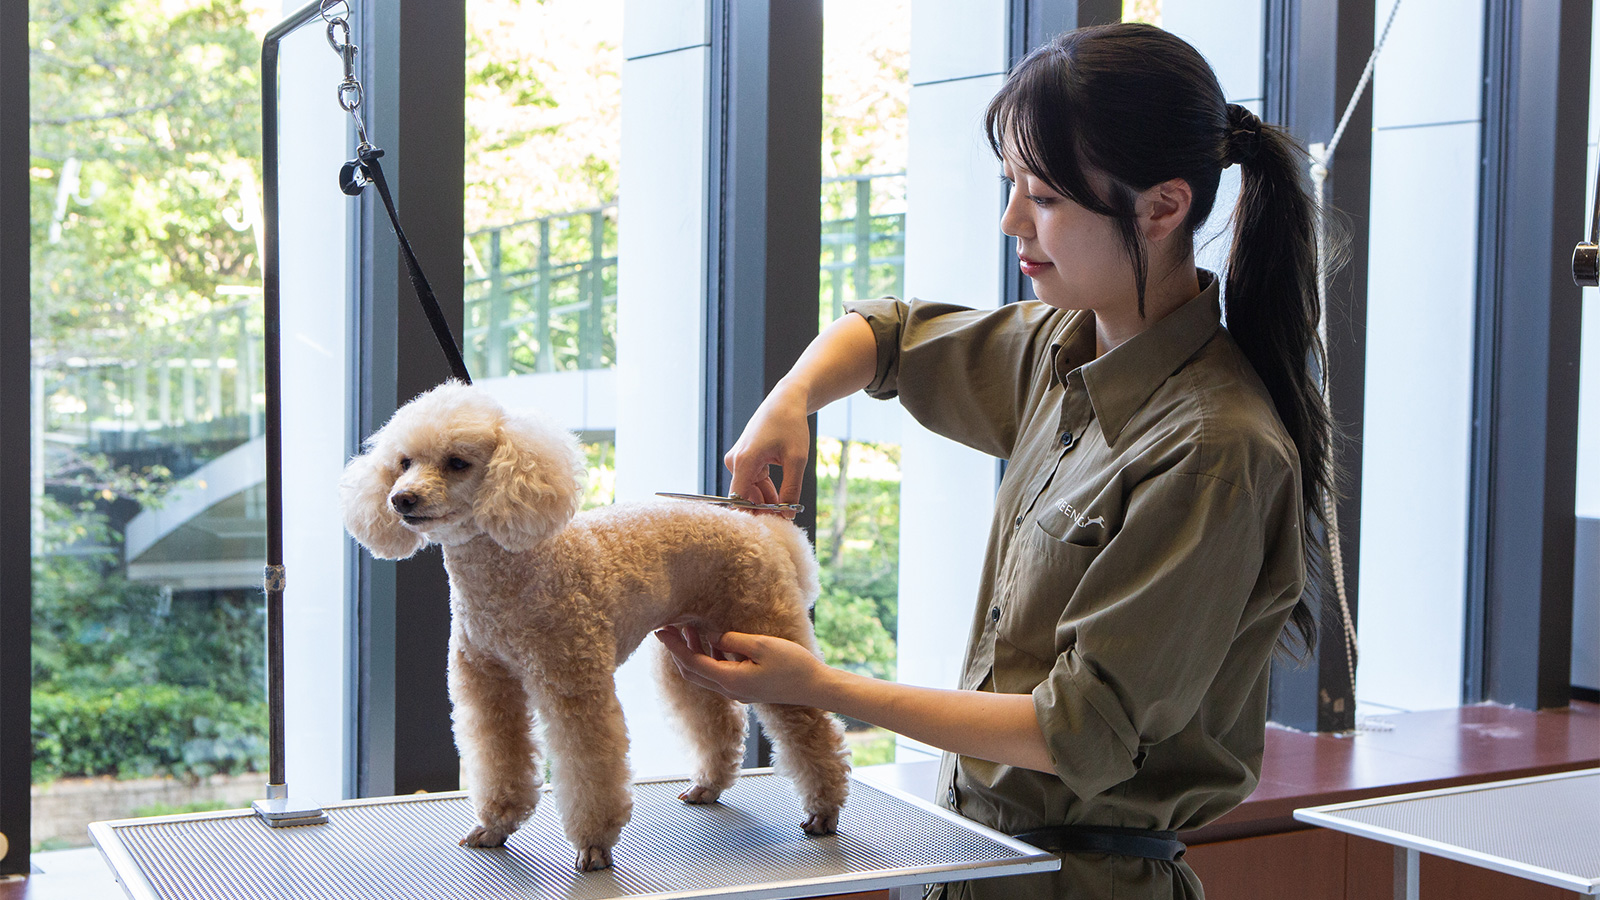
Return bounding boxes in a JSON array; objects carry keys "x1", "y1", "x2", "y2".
[
  {"x1": 398, "y1": 458, "x2": 411, "y2": 471},
  {"x1": 448, "y1": 457, "x2": 470, "y2": 471},
  {"x1": 1028, "y1": 194, "x2": 1055, "y2": 206}
]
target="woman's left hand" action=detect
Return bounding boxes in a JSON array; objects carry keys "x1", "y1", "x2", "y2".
[{"x1": 655, "y1": 627, "x2": 831, "y2": 707}]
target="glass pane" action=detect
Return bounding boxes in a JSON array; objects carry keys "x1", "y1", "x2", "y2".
[
  {"x1": 29, "y1": 0, "x2": 274, "y2": 850},
  {"x1": 1123, "y1": 0, "x2": 1162, "y2": 23},
  {"x1": 463, "y1": 0, "x2": 639, "y2": 769},
  {"x1": 465, "y1": 0, "x2": 621, "y2": 510},
  {"x1": 817, "y1": 0, "x2": 909, "y2": 766}
]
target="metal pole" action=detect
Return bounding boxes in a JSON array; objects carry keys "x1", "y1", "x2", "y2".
[{"x1": 252, "y1": 0, "x2": 333, "y2": 827}]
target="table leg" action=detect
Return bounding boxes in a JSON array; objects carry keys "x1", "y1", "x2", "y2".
[{"x1": 1393, "y1": 846, "x2": 1419, "y2": 900}]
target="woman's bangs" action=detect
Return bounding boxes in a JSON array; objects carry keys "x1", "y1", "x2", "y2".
[{"x1": 987, "y1": 54, "x2": 1105, "y2": 214}]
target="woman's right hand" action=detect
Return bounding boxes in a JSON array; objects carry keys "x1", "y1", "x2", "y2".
[{"x1": 724, "y1": 381, "x2": 811, "y2": 512}]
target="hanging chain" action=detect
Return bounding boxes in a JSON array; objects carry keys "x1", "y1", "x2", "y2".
[{"x1": 320, "y1": 0, "x2": 372, "y2": 153}]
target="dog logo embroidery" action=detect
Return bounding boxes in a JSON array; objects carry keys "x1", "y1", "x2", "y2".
[{"x1": 1055, "y1": 499, "x2": 1107, "y2": 536}]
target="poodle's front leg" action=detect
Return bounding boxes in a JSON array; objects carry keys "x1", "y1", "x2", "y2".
[
  {"x1": 541, "y1": 681, "x2": 633, "y2": 871},
  {"x1": 450, "y1": 642, "x2": 543, "y2": 848}
]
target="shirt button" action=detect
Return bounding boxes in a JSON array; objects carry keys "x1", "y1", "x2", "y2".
[
  {"x1": 946, "y1": 787, "x2": 957, "y2": 806},
  {"x1": 990, "y1": 605, "x2": 1001, "y2": 622},
  {"x1": 1013, "y1": 515, "x2": 1023, "y2": 529},
  {"x1": 1060, "y1": 431, "x2": 1074, "y2": 448}
]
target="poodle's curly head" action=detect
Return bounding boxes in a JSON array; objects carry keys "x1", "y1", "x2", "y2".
[{"x1": 339, "y1": 381, "x2": 587, "y2": 558}]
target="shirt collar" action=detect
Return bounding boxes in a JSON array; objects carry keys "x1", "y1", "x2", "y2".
[{"x1": 1053, "y1": 271, "x2": 1222, "y2": 446}]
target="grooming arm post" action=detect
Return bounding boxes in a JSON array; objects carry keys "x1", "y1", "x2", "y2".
[{"x1": 250, "y1": 0, "x2": 341, "y2": 829}]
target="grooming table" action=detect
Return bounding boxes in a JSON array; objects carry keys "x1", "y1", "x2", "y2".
[
  {"x1": 90, "y1": 770, "x2": 1059, "y2": 899},
  {"x1": 1294, "y1": 767, "x2": 1600, "y2": 897}
]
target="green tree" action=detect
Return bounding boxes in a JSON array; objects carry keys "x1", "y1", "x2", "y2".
[{"x1": 30, "y1": 0, "x2": 267, "y2": 367}]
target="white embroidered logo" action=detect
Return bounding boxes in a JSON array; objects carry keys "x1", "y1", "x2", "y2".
[{"x1": 1055, "y1": 499, "x2": 1106, "y2": 532}]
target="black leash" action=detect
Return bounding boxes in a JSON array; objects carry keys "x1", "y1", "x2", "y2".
[
  {"x1": 341, "y1": 146, "x2": 473, "y2": 384},
  {"x1": 320, "y1": 3, "x2": 470, "y2": 385}
]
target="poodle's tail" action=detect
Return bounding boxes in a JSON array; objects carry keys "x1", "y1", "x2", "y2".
[{"x1": 757, "y1": 516, "x2": 821, "y2": 611}]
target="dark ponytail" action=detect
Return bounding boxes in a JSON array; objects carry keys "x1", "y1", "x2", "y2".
[
  {"x1": 984, "y1": 22, "x2": 1337, "y2": 658},
  {"x1": 1222, "y1": 108, "x2": 1337, "y2": 658}
]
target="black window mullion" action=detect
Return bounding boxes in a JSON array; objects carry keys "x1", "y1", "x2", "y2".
[
  {"x1": 1466, "y1": 0, "x2": 1590, "y2": 710},
  {"x1": 1, "y1": 0, "x2": 32, "y2": 875},
  {"x1": 354, "y1": 0, "x2": 467, "y2": 796},
  {"x1": 1262, "y1": 0, "x2": 1372, "y2": 735},
  {"x1": 703, "y1": 0, "x2": 824, "y2": 767}
]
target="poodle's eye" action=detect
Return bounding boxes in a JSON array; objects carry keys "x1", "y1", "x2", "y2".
[
  {"x1": 398, "y1": 457, "x2": 411, "y2": 472},
  {"x1": 448, "y1": 457, "x2": 471, "y2": 471}
]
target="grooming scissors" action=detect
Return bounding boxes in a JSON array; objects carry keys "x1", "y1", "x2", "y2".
[{"x1": 655, "y1": 492, "x2": 805, "y2": 514}]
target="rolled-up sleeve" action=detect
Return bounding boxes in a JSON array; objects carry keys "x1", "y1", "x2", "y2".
[
  {"x1": 1031, "y1": 469, "x2": 1285, "y2": 801},
  {"x1": 843, "y1": 298, "x2": 1063, "y2": 459}
]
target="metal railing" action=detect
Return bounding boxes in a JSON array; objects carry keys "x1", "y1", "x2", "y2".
[
  {"x1": 37, "y1": 175, "x2": 909, "y2": 458},
  {"x1": 462, "y1": 204, "x2": 618, "y2": 378},
  {"x1": 821, "y1": 173, "x2": 906, "y2": 321},
  {"x1": 460, "y1": 173, "x2": 907, "y2": 380},
  {"x1": 36, "y1": 299, "x2": 265, "y2": 473}
]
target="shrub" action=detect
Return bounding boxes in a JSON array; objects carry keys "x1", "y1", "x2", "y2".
[{"x1": 32, "y1": 684, "x2": 267, "y2": 783}]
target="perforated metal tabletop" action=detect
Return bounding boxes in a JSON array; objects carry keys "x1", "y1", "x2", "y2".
[
  {"x1": 1295, "y1": 767, "x2": 1600, "y2": 896},
  {"x1": 90, "y1": 771, "x2": 1059, "y2": 900}
]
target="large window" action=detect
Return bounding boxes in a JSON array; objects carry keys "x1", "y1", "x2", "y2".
[
  {"x1": 814, "y1": 0, "x2": 909, "y2": 768},
  {"x1": 27, "y1": 0, "x2": 275, "y2": 850}
]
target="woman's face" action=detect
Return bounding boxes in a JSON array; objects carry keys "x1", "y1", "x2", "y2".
[{"x1": 999, "y1": 155, "x2": 1136, "y2": 315}]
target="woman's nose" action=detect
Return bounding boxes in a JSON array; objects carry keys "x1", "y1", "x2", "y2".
[{"x1": 999, "y1": 187, "x2": 1031, "y2": 239}]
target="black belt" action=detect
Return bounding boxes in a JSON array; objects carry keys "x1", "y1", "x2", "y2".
[{"x1": 1013, "y1": 824, "x2": 1187, "y2": 862}]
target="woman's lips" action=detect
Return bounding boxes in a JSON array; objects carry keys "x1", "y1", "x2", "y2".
[{"x1": 1019, "y1": 255, "x2": 1053, "y2": 278}]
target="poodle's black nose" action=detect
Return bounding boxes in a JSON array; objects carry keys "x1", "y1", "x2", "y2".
[{"x1": 391, "y1": 491, "x2": 419, "y2": 515}]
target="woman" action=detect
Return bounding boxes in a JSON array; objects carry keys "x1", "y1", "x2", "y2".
[{"x1": 657, "y1": 22, "x2": 1333, "y2": 900}]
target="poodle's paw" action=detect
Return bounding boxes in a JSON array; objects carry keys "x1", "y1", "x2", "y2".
[
  {"x1": 460, "y1": 824, "x2": 513, "y2": 848},
  {"x1": 801, "y1": 810, "x2": 839, "y2": 836},
  {"x1": 678, "y1": 784, "x2": 723, "y2": 805},
  {"x1": 575, "y1": 845, "x2": 613, "y2": 871}
]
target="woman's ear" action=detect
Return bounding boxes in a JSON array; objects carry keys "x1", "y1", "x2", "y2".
[
  {"x1": 339, "y1": 450, "x2": 426, "y2": 559},
  {"x1": 1137, "y1": 177, "x2": 1194, "y2": 244},
  {"x1": 473, "y1": 413, "x2": 585, "y2": 553}
]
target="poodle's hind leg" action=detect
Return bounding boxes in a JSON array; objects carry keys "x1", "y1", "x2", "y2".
[
  {"x1": 745, "y1": 603, "x2": 850, "y2": 835},
  {"x1": 653, "y1": 641, "x2": 746, "y2": 804},
  {"x1": 752, "y1": 701, "x2": 851, "y2": 835},
  {"x1": 541, "y1": 683, "x2": 634, "y2": 872},
  {"x1": 450, "y1": 644, "x2": 543, "y2": 848}
]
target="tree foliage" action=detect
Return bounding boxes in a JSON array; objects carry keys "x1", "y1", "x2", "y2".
[{"x1": 29, "y1": 0, "x2": 268, "y2": 366}]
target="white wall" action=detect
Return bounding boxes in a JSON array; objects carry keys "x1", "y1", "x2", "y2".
[
  {"x1": 277, "y1": 10, "x2": 354, "y2": 802},
  {"x1": 893, "y1": 0, "x2": 1008, "y2": 760},
  {"x1": 1355, "y1": 0, "x2": 1484, "y2": 713},
  {"x1": 613, "y1": 0, "x2": 711, "y2": 779}
]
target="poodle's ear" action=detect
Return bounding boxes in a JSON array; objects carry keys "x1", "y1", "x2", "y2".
[
  {"x1": 339, "y1": 450, "x2": 427, "y2": 560},
  {"x1": 473, "y1": 412, "x2": 584, "y2": 553}
]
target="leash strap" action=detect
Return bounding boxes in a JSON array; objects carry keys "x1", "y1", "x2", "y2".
[
  {"x1": 347, "y1": 146, "x2": 473, "y2": 384},
  {"x1": 1013, "y1": 824, "x2": 1187, "y2": 862}
]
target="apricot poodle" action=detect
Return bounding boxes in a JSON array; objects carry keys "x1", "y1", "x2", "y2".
[{"x1": 338, "y1": 381, "x2": 850, "y2": 871}]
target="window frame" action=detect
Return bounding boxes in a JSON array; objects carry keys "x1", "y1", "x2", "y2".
[
  {"x1": 1465, "y1": 0, "x2": 1591, "y2": 711},
  {"x1": 1, "y1": 0, "x2": 32, "y2": 875}
]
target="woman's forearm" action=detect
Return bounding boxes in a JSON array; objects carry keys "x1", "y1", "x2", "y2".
[
  {"x1": 774, "y1": 311, "x2": 879, "y2": 414},
  {"x1": 817, "y1": 667, "x2": 1056, "y2": 774}
]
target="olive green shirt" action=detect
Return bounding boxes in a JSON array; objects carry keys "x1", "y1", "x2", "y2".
[{"x1": 846, "y1": 276, "x2": 1305, "y2": 900}]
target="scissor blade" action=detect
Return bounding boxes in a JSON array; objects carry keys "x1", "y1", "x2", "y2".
[{"x1": 654, "y1": 492, "x2": 804, "y2": 513}]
